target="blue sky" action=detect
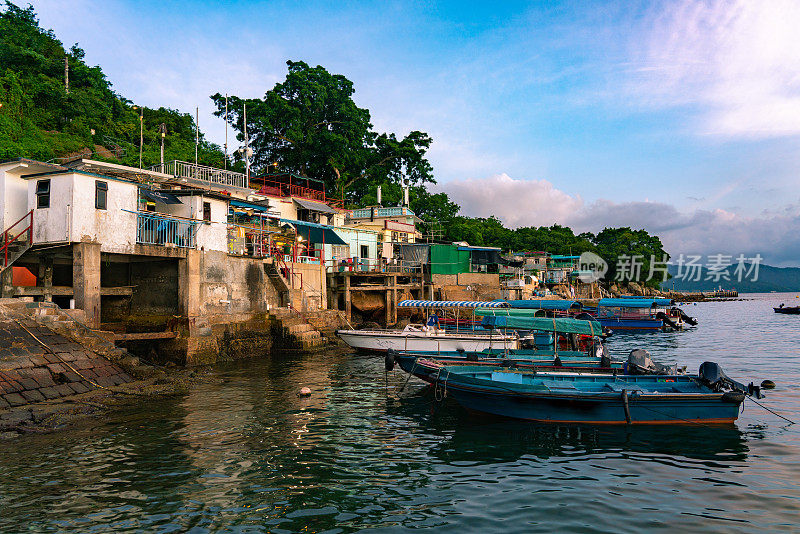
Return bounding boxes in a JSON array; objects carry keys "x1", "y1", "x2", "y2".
[{"x1": 28, "y1": 0, "x2": 800, "y2": 265}]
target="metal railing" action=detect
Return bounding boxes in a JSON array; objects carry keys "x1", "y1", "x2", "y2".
[
  {"x1": 1, "y1": 210, "x2": 33, "y2": 268},
  {"x1": 350, "y1": 206, "x2": 415, "y2": 219},
  {"x1": 151, "y1": 160, "x2": 247, "y2": 189},
  {"x1": 134, "y1": 211, "x2": 200, "y2": 248},
  {"x1": 227, "y1": 224, "x2": 278, "y2": 257}
]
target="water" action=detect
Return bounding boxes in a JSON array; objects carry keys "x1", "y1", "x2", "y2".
[{"x1": 1, "y1": 293, "x2": 800, "y2": 533}]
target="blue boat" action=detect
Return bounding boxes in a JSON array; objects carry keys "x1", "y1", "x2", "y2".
[
  {"x1": 594, "y1": 298, "x2": 695, "y2": 331},
  {"x1": 427, "y1": 361, "x2": 760, "y2": 425}
]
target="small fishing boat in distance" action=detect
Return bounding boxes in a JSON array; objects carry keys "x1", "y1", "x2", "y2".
[
  {"x1": 774, "y1": 304, "x2": 800, "y2": 315},
  {"x1": 428, "y1": 360, "x2": 762, "y2": 425}
]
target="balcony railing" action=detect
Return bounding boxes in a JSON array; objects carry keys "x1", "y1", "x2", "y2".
[
  {"x1": 133, "y1": 211, "x2": 200, "y2": 248},
  {"x1": 228, "y1": 224, "x2": 277, "y2": 257},
  {"x1": 151, "y1": 160, "x2": 248, "y2": 189},
  {"x1": 350, "y1": 206, "x2": 415, "y2": 219}
]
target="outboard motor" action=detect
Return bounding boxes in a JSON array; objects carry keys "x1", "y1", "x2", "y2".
[
  {"x1": 674, "y1": 307, "x2": 698, "y2": 326},
  {"x1": 699, "y1": 361, "x2": 763, "y2": 399},
  {"x1": 587, "y1": 339, "x2": 612, "y2": 368},
  {"x1": 626, "y1": 349, "x2": 678, "y2": 375},
  {"x1": 655, "y1": 311, "x2": 680, "y2": 331}
]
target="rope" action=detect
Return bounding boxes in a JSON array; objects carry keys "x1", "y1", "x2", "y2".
[
  {"x1": 748, "y1": 397, "x2": 796, "y2": 425},
  {"x1": 13, "y1": 318, "x2": 143, "y2": 396},
  {"x1": 398, "y1": 358, "x2": 416, "y2": 394}
]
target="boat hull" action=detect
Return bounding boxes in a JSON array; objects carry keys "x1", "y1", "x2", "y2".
[
  {"x1": 447, "y1": 386, "x2": 741, "y2": 425},
  {"x1": 774, "y1": 307, "x2": 800, "y2": 315},
  {"x1": 336, "y1": 330, "x2": 518, "y2": 353},
  {"x1": 596, "y1": 317, "x2": 664, "y2": 330},
  {"x1": 396, "y1": 354, "x2": 619, "y2": 384}
]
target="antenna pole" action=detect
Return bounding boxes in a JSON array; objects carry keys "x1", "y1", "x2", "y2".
[
  {"x1": 224, "y1": 94, "x2": 228, "y2": 170},
  {"x1": 64, "y1": 57, "x2": 69, "y2": 94},
  {"x1": 195, "y1": 106, "x2": 199, "y2": 178}
]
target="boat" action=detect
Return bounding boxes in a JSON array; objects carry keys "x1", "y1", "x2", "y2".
[
  {"x1": 592, "y1": 298, "x2": 696, "y2": 331},
  {"x1": 386, "y1": 315, "x2": 616, "y2": 383},
  {"x1": 774, "y1": 304, "x2": 800, "y2": 315},
  {"x1": 336, "y1": 300, "x2": 518, "y2": 353},
  {"x1": 425, "y1": 359, "x2": 762, "y2": 425}
]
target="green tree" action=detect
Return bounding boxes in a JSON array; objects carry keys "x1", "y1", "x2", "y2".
[
  {"x1": 211, "y1": 60, "x2": 434, "y2": 200},
  {"x1": 594, "y1": 227, "x2": 669, "y2": 287}
]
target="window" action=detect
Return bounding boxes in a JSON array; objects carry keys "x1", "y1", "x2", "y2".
[
  {"x1": 360, "y1": 245, "x2": 369, "y2": 258},
  {"x1": 203, "y1": 201, "x2": 211, "y2": 222},
  {"x1": 95, "y1": 181, "x2": 107, "y2": 210},
  {"x1": 36, "y1": 179, "x2": 50, "y2": 209}
]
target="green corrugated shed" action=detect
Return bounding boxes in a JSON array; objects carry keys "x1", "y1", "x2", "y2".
[{"x1": 430, "y1": 244, "x2": 470, "y2": 274}]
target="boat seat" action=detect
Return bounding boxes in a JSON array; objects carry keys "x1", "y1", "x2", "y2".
[
  {"x1": 603, "y1": 383, "x2": 644, "y2": 393},
  {"x1": 539, "y1": 380, "x2": 578, "y2": 390}
]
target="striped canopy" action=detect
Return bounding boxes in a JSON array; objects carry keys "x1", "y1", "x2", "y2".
[{"x1": 397, "y1": 300, "x2": 510, "y2": 308}]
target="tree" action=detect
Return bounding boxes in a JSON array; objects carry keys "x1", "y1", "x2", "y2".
[
  {"x1": 594, "y1": 227, "x2": 669, "y2": 287},
  {"x1": 211, "y1": 60, "x2": 434, "y2": 200}
]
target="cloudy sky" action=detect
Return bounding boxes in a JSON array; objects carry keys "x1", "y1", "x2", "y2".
[{"x1": 28, "y1": 0, "x2": 800, "y2": 265}]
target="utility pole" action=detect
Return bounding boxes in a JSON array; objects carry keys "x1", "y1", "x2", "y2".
[
  {"x1": 138, "y1": 107, "x2": 143, "y2": 169},
  {"x1": 64, "y1": 57, "x2": 69, "y2": 94},
  {"x1": 159, "y1": 123, "x2": 166, "y2": 164},
  {"x1": 195, "y1": 106, "x2": 199, "y2": 179},
  {"x1": 224, "y1": 94, "x2": 228, "y2": 170},
  {"x1": 244, "y1": 102, "x2": 250, "y2": 183}
]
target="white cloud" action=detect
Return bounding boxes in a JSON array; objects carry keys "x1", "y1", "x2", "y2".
[
  {"x1": 629, "y1": 0, "x2": 800, "y2": 138},
  {"x1": 443, "y1": 173, "x2": 800, "y2": 266}
]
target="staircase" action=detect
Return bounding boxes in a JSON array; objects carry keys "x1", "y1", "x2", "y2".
[
  {"x1": 0, "y1": 210, "x2": 34, "y2": 272},
  {"x1": 268, "y1": 307, "x2": 326, "y2": 351}
]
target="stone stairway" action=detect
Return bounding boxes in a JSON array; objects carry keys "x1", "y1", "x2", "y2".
[{"x1": 268, "y1": 307, "x2": 327, "y2": 351}]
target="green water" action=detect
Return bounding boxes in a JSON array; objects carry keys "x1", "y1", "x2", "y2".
[{"x1": 1, "y1": 293, "x2": 799, "y2": 532}]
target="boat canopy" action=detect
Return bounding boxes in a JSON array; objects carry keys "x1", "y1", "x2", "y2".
[
  {"x1": 599, "y1": 298, "x2": 673, "y2": 308},
  {"x1": 617, "y1": 296, "x2": 675, "y2": 305},
  {"x1": 481, "y1": 315, "x2": 603, "y2": 336},
  {"x1": 504, "y1": 300, "x2": 582, "y2": 311},
  {"x1": 474, "y1": 308, "x2": 546, "y2": 317},
  {"x1": 397, "y1": 300, "x2": 510, "y2": 308}
]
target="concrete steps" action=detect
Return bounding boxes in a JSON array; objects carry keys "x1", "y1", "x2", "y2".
[{"x1": 267, "y1": 307, "x2": 326, "y2": 351}]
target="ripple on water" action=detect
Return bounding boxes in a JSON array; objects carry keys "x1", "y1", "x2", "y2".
[{"x1": 1, "y1": 293, "x2": 800, "y2": 532}]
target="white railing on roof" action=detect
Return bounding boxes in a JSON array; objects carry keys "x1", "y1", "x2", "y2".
[
  {"x1": 151, "y1": 160, "x2": 247, "y2": 189},
  {"x1": 350, "y1": 206, "x2": 415, "y2": 219}
]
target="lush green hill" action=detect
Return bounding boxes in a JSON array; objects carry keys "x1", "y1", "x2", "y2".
[
  {"x1": 662, "y1": 263, "x2": 800, "y2": 293},
  {"x1": 0, "y1": 1, "x2": 229, "y2": 168}
]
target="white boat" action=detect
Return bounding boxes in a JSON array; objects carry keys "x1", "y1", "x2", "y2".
[{"x1": 336, "y1": 324, "x2": 519, "y2": 353}]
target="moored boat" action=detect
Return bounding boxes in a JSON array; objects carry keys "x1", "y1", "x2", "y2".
[
  {"x1": 425, "y1": 360, "x2": 760, "y2": 425},
  {"x1": 336, "y1": 300, "x2": 518, "y2": 353},
  {"x1": 774, "y1": 304, "x2": 800, "y2": 315}
]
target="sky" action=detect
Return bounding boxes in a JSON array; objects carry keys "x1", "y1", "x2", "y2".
[{"x1": 27, "y1": 0, "x2": 800, "y2": 266}]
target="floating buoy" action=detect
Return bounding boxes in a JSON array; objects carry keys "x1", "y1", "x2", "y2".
[
  {"x1": 761, "y1": 380, "x2": 776, "y2": 390},
  {"x1": 298, "y1": 387, "x2": 312, "y2": 397}
]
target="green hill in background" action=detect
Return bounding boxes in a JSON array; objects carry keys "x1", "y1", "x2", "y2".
[
  {"x1": 0, "y1": 1, "x2": 229, "y2": 168},
  {"x1": 663, "y1": 263, "x2": 800, "y2": 293}
]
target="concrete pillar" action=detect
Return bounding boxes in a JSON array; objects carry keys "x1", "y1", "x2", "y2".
[
  {"x1": 0, "y1": 266, "x2": 12, "y2": 298},
  {"x1": 391, "y1": 274, "x2": 397, "y2": 324},
  {"x1": 178, "y1": 249, "x2": 201, "y2": 318},
  {"x1": 344, "y1": 274, "x2": 351, "y2": 322},
  {"x1": 38, "y1": 256, "x2": 53, "y2": 302},
  {"x1": 73, "y1": 243, "x2": 101, "y2": 327}
]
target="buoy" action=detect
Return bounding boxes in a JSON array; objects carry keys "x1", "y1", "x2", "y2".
[
  {"x1": 761, "y1": 380, "x2": 776, "y2": 390},
  {"x1": 298, "y1": 387, "x2": 312, "y2": 397}
]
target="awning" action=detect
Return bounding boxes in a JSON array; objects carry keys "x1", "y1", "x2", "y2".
[
  {"x1": 398, "y1": 300, "x2": 510, "y2": 308},
  {"x1": 280, "y1": 218, "x2": 347, "y2": 245},
  {"x1": 140, "y1": 189, "x2": 182, "y2": 204},
  {"x1": 598, "y1": 298, "x2": 673, "y2": 308},
  {"x1": 480, "y1": 315, "x2": 603, "y2": 336},
  {"x1": 617, "y1": 296, "x2": 675, "y2": 305},
  {"x1": 293, "y1": 198, "x2": 337, "y2": 215},
  {"x1": 231, "y1": 199, "x2": 278, "y2": 215},
  {"x1": 505, "y1": 300, "x2": 582, "y2": 311}
]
